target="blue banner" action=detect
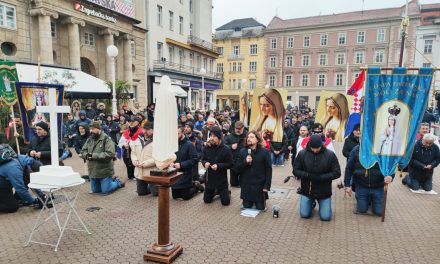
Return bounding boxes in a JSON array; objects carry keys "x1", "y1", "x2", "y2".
[
  {"x1": 360, "y1": 67, "x2": 433, "y2": 176},
  {"x1": 15, "y1": 82, "x2": 64, "y2": 142}
]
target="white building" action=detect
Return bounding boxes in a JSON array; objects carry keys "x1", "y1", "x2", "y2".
[{"x1": 144, "y1": 0, "x2": 222, "y2": 111}]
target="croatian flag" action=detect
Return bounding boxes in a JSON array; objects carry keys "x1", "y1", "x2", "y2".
[{"x1": 344, "y1": 70, "x2": 365, "y2": 137}]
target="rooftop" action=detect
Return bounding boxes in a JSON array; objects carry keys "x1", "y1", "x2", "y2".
[{"x1": 216, "y1": 18, "x2": 265, "y2": 31}]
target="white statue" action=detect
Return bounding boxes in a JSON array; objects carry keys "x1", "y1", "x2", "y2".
[{"x1": 2, "y1": 74, "x2": 11, "y2": 92}]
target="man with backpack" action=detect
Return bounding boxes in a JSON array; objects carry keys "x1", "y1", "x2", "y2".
[
  {"x1": 81, "y1": 121, "x2": 124, "y2": 194},
  {"x1": 0, "y1": 144, "x2": 44, "y2": 213}
]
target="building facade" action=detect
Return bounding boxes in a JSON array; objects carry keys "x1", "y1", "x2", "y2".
[
  {"x1": 0, "y1": 0, "x2": 148, "y2": 105},
  {"x1": 145, "y1": 0, "x2": 221, "y2": 111},
  {"x1": 213, "y1": 18, "x2": 266, "y2": 111},
  {"x1": 264, "y1": 0, "x2": 421, "y2": 109},
  {"x1": 415, "y1": 3, "x2": 440, "y2": 107}
]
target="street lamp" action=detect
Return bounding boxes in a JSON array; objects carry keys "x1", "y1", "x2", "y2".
[
  {"x1": 107, "y1": 45, "x2": 119, "y2": 116},
  {"x1": 200, "y1": 68, "x2": 206, "y2": 110},
  {"x1": 295, "y1": 90, "x2": 299, "y2": 107}
]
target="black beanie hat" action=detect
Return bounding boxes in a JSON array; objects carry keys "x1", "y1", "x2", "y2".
[
  {"x1": 210, "y1": 126, "x2": 222, "y2": 139},
  {"x1": 309, "y1": 134, "x2": 324, "y2": 148},
  {"x1": 353, "y1": 123, "x2": 361, "y2": 131},
  {"x1": 35, "y1": 121, "x2": 49, "y2": 132}
]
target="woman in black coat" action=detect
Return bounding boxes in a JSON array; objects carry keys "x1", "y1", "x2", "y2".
[
  {"x1": 234, "y1": 131, "x2": 272, "y2": 210},
  {"x1": 342, "y1": 124, "x2": 360, "y2": 160}
]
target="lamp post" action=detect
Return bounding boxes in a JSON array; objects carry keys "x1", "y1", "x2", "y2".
[
  {"x1": 200, "y1": 68, "x2": 206, "y2": 110},
  {"x1": 107, "y1": 45, "x2": 119, "y2": 116},
  {"x1": 295, "y1": 90, "x2": 299, "y2": 107}
]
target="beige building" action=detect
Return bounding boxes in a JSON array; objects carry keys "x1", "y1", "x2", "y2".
[{"x1": 0, "y1": 0, "x2": 147, "y2": 105}]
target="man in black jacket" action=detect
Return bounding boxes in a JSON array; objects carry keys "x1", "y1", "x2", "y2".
[
  {"x1": 402, "y1": 134, "x2": 440, "y2": 192},
  {"x1": 6, "y1": 114, "x2": 29, "y2": 155},
  {"x1": 345, "y1": 145, "x2": 394, "y2": 215},
  {"x1": 224, "y1": 121, "x2": 247, "y2": 187},
  {"x1": 201, "y1": 127, "x2": 233, "y2": 205},
  {"x1": 235, "y1": 131, "x2": 272, "y2": 210},
  {"x1": 293, "y1": 134, "x2": 341, "y2": 221},
  {"x1": 170, "y1": 126, "x2": 202, "y2": 200},
  {"x1": 63, "y1": 113, "x2": 77, "y2": 147},
  {"x1": 342, "y1": 124, "x2": 360, "y2": 160},
  {"x1": 28, "y1": 121, "x2": 63, "y2": 165}
]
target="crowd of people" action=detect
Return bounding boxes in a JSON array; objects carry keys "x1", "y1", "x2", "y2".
[{"x1": 0, "y1": 100, "x2": 439, "y2": 223}]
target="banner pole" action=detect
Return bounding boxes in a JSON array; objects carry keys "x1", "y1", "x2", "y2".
[
  {"x1": 10, "y1": 105, "x2": 20, "y2": 154},
  {"x1": 381, "y1": 183, "x2": 388, "y2": 222}
]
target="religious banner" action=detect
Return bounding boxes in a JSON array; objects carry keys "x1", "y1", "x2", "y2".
[
  {"x1": 249, "y1": 88, "x2": 287, "y2": 143},
  {"x1": 239, "y1": 90, "x2": 251, "y2": 127},
  {"x1": 360, "y1": 67, "x2": 434, "y2": 176},
  {"x1": 315, "y1": 91, "x2": 353, "y2": 142},
  {"x1": 0, "y1": 60, "x2": 18, "y2": 105},
  {"x1": 15, "y1": 82, "x2": 64, "y2": 141}
]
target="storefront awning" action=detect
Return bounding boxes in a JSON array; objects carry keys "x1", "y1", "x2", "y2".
[
  {"x1": 15, "y1": 63, "x2": 111, "y2": 99},
  {"x1": 171, "y1": 85, "x2": 187, "y2": 97}
]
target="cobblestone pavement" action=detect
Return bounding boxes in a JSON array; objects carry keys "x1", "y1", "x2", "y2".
[{"x1": 1, "y1": 143, "x2": 439, "y2": 264}]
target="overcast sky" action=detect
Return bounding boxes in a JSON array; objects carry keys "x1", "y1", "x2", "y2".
[{"x1": 212, "y1": 0, "x2": 440, "y2": 30}]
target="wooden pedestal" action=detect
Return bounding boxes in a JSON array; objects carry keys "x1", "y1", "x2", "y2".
[{"x1": 141, "y1": 173, "x2": 183, "y2": 264}]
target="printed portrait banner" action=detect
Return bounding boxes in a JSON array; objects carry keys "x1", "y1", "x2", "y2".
[
  {"x1": 249, "y1": 88, "x2": 287, "y2": 143},
  {"x1": 0, "y1": 60, "x2": 18, "y2": 105},
  {"x1": 15, "y1": 82, "x2": 65, "y2": 142},
  {"x1": 360, "y1": 67, "x2": 434, "y2": 176},
  {"x1": 315, "y1": 91, "x2": 353, "y2": 142},
  {"x1": 239, "y1": 90, "x2": 251, "y2": 127}
]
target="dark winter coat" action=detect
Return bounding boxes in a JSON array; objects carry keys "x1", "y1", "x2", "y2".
[
  {"x1": 7, "y1": 125, "x2": 29, "y2": 155},
  {"x1": 409, "y1": 140, "x2": 440, "y2": 181},
  {"x1": 293, "y1": 145, "x2": 340, "y2": 199},
  {"x1": 224, "y1": 131, "x2": 247, "y2": 164},
  {"x1": 106, "y1": 120, "x2": 120, "y2": 144},
  {"x1": 74, "y1": 123, "x2": 90, "y2": 154},
  {"x1": 172, "y1": 136, "x2": 199, "y2": 190},
  {"x1": 270, "y1": 134, "x2": 287, "y2": 155},
  {"x1": 80, "y1": 132, "x2": 115, "y2": 178},
  {"x1": 28, "y1": 134, "x2": 63, "y2": 165},
  {"x1": 235, "y1": 146, "x2": 272, "y2": 203},
  {"x1": 342, "y1": 134, "x2": 360, "y2": 159},
  {"x1": 344, "y1": 145, "x2": 392, "y2": 189},
  {"x1": 283, "y1": 126, "x2": 295, "y2": 150},
  {"x1": 201, "y1": 142, "x2": 233, "y2": 190},
  {"x1": 63, "y1": 119, "x2": 78, "y2": 137}
]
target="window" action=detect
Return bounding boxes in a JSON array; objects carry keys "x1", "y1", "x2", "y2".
[
  {"x1": 303, "y1": 36, "x2": 310, "y2": 47},
  {"x1": 232, "y1": 79, "x2": 237, "y2": 89},
  {"x1": 50, "y1": 21, "x2": 56, "y2": 38},
  {"x1": 320, "y1": 34, "x2": 328, "y2": 46},
  {"x1": 232, "y1": 62, "x2": 237, "y2": 72},
  {"x1": 217, "y1": 63, "x2": 224, "y2": 73},
  {"x1": 179, "y1": 16, "x2": 183, "y2": 34},
  {"x1": 233, "y1": 46, "x2": 240, "y2": 56},
  {"x1": 319, "y1": 54, "x2": 327, "y2": 66},
  {"x1": 190, "y1": 23, "x2": 193, "y2": 36},
  {"x1": 249, "y1": 79, "x2": 256, "y2": 89},
  {"x1": 238, "y1": 81, "x2": 242, "y2": 89},
  {"x1": 423, "y1": 63, "x2": 432, "y2": 68},
  {"x1": 336, "y1": 53, "x2": 345, "y2": 65},
  {"x1": 237, "y1": 62, "x2": 242, "y2": 72},
  {"x1": 189, "y1": 53, "x2": 193, "y2": 67},
  {"x1": 189, "y1": 0, "x2": 193, "y2": 13},
  {"x1": 168, "y1": 46, "x2": 174, "y2": 63},
  {"x1": 286, "y1": 56, "x2": 293, "y2": 67},
  {"x1": 169, "y1": 11, "x2": 174, "y2": 31},
  {"x1": 179, "y1": 49, "x2": 184, "y2": 65},
  {"x1": 196, "y1": 55, "x2": 201, "y2": 68},
  {"x1": 203, "y1": 57, "x2": 207, "y2": 70},
  {"x1": 131, "y1": 40, "x2": 136, "y2": 58},
  {"x1": 287, "y1": 37, "x2": 294, "y2": 48},
  {"x1": 377, "y1": 28, "x2": 386, "y2": 42},
  {"x1": 157, "y1": 5, "x2": 162, "y2": 26},
  {"x1": 270, "y1": 57, "x2": 276, "y2": 68},
  {"x1": 250, "y1": 44, "x2": 258, "y2": 55},
  {"x1": 357, "y1": 31, "x2": 365, "y2": 43},
  {"x1": 84, "y1": 32, "x2": 95, "y2": 46},
  {"x1": 317, "y1": 74, "x2": 326, "y2": 87},
  {"x1": 0, "y1": 2, "x2": 16, "y2": 29},
  {"x1": 269, "y1": 75, "x2": 276, "y2": 87},
  {"x1": 271, "y1": 38, "x2": 277, "y2": 49},
  {"x1": 355, "y1": 51, "x2": 364, "y2": 64},
  {"x1": 249, "y1": 61, "x2": 257, "y2": 72},
  {"x1": 424, "y1": 39, "x2": 433, "y2": 54},
  {"x1": 157, "y1": 42, "x2": 163, "y2": 60},
  {"x1": 209, "y1": 59, "x2": 213, "y2": 72},
  {"x1": 302, "y1": 55, "x2": 310, "y2": 66},
  {"x1": 336, "y1": 73, "x2": 343, "y2": 86},
  {"x1": 375, "y1": 50, "x2": 385, "y2": 63},
  {"x1": 285, "y1": 75, "x2": 292, "y2": 87},
  {"x1": 338, "y1": 32, "x2": 346, "y2": 45},
  {"x1": 301, "y1": 74, "x2": 309, "y2": 87},
  {"x1": 216, "y1": 47, "x2": 223, "y2": 55}
]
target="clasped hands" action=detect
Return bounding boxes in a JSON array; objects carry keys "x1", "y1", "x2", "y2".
[{"x1": 204, "y1": 162, "x2": 218, "y2": 171}]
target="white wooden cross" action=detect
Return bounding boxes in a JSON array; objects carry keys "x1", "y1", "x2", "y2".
[{"x1": 37, "y1": 88, "x2": 71, "y2": 166}]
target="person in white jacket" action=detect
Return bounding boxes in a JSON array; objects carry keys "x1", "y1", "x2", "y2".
[{"x1": 131, "y1": 122, "x2": 158, "y2": 196}]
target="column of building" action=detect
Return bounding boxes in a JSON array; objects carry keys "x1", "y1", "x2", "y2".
[
  {"x1": 29, "y1": 8, "x2": 58, "y2": 64},
  {"x1": 123, "y1": 34, "x2": 133, "y2": 88},
  {"x1": 99, "y1": 28, "x2": 120, "y2": 80},
  {"x1": 62, "y1": 17, "x2": 85, "y2": 69}
]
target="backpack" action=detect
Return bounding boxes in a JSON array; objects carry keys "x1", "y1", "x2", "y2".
[{"x1": 0, "y1": 144, "x2": 18, "y2": 164}]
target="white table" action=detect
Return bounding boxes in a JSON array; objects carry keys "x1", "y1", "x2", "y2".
[{"x1": 25, "y1": 179, "x2": 91, "y2": 251}]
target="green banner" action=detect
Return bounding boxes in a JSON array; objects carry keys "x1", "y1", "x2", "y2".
[{"x1": 0, "y1": 60, "x2": 18, "y2": 106}]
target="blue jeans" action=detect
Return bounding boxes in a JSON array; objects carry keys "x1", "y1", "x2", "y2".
[
  {"x1": 355, "y1": 186, "x2": 384, "y2": 216},
  {"x1": 299, "y1": 195, "x2": 332, "y2": 221},
  {"x1": 271, "y1": 153, "x2": 284, "y2": 166},
  {"x1": 405, "y1": 175, "x2": 432, "y2": 191},
  {"x1": 90, "y1": 177, "x2": 121, "y2": 194}
]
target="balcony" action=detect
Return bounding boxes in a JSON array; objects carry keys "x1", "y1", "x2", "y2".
[
  {"x1": 187, "y1": 35, "x2": 220, "y2": 55},
  {"x1": 228, "y1": 54, "x2": 245, "y2": 61},
  {"x1": 152, "y1": 60, "x2": 223, "y2": 80}
]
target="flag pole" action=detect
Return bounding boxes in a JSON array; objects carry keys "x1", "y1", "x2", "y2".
[
  {"x1": 10, "y1": 105, "x2": 20, "y2": 154},
  {"x1": 345, "y1": 63, "x2": 349, "y2": 94},
  {"x1": 399, "y1": 0, "x2": 409, "y2": 67},
  {"x1": 381, "y1": 183, "x2": 389, "y2": 222}
]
